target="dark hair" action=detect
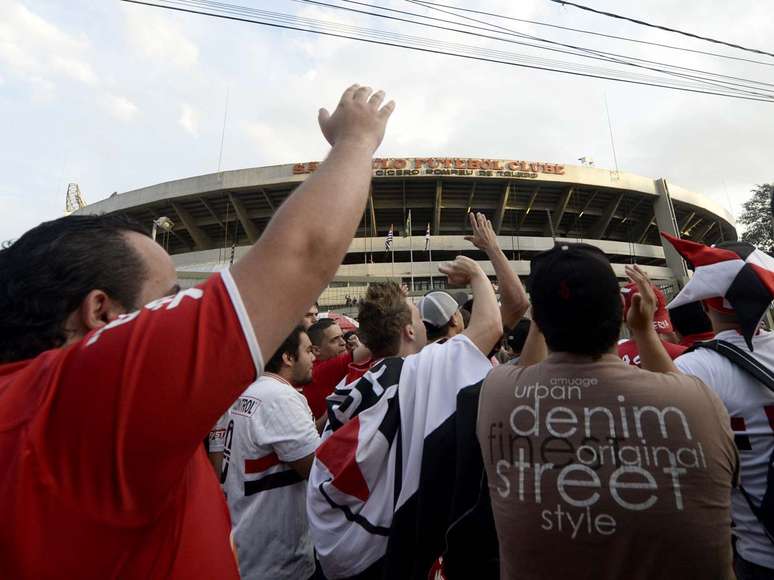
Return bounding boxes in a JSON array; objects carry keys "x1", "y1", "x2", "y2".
[
  {"x1": 357, "y1": 282, "x2": 412, "y2": 357},
  {"x1": 0, "y1": 214, "x2": 149, "y2": 363},
  {"x1": 505, "y1": 318, "x2": 531, "y2": 353},
  {"x1": 669, "y1": 302, "x2": 712, "y2": 337},
  {"x1": 424, "y1": 320, "x2": 451, "y2": 342},
  {"x1": 307, "y1": 318, "x2": 339, "y2": 347},
  {"x1": 529, "y1": 243, "x2": 621, "y2": 358},
  {"x1": 265, "y1": 326, "x2": 307, "y2": 373}
]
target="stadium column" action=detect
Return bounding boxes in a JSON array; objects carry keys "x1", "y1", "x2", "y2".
[
  {"x1": 494, "y1": 181, "x2": 511, "y2": 235},
  {"x1": 227, "y1": 192, "x2": 259, "y2": 244},
  {"x1": 170, "y1": 201, "x2": 213, "y2": 251},
  {"x1": 433, "y1": 180, "x2": 442, "y2": 235},
  {"x1": 654, "y1": 178, "x2": 689, "y2": 286},
  {"x1": 590, "y1": 191, "x2": 623, "y2": 239}
]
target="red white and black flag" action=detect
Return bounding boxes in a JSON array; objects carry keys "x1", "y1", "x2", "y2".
[
  {"x1": 425, "y1": 223, "x2": 431, "y2": 251},
  {"x1": 662, "y1": 232, "x2": 774, "y2": 349},
  {"x1": 385, "y1": 225, "x2": 394, "y2": 253},
  {"x1": 307, "y1": 336, "x2": 494, "y2": 579}
]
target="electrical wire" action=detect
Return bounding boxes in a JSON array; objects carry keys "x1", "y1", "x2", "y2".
[
  {"x1": 404, "y1": 0, "x2": 774, "y2": 90},
  {"x1": 280, "y1": 0, "x2": 774, "y2": 98},
  {"x1": 160, "y1": 0, "x2": 774, "y2": 96},
  {"x1": 546, "y1": 0, "x2": 774, "y2": 59},
  {"x1": 403, "y1": 0, "x2": 774, "y2": 98},
  {"x1": 119, "y1": 0, "x2": 774, "y2": 102},
  {"x1": 171, "y1": 0, "x2": 771, "y2": 95},
  {"x1": 409, "y1": 0, "x2": 774, "y2": 68}
]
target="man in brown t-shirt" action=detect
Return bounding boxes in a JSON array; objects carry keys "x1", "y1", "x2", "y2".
[{"x1": 477, "y1": 243, "x2": 737, "y2": 579}]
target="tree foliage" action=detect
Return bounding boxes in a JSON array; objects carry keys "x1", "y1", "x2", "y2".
[{"x1": 739, "y1": 184, "x2": 774, "y2": 254}]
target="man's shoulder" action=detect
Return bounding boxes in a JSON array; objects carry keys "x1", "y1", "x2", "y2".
[{"x1": 240, "y1": 375, "x2": 298, "y2": 407}]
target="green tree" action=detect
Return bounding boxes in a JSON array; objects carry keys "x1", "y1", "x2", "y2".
[{"x1": 739, "y1": 184, "x2": 774, "y2": 254}]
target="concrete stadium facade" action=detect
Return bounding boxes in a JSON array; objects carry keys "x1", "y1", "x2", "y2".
[{"x1": 78, "y1": 157, "x2": 736, "y2": 306}]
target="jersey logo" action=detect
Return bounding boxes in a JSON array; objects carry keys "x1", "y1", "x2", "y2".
[{"x1": 231, "y1": 396, "x2": 260, "y2": 417}]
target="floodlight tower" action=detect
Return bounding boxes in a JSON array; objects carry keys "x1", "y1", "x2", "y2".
[{"x1": 65, "y1": 183, "x2": 87, "y2": 214}]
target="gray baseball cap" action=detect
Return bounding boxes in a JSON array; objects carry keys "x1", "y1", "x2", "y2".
[{"x1": 417, "y1": 291, "x2": 459, "y2": 328}]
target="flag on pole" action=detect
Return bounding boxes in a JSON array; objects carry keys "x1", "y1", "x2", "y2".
[
  {"x1": 385, "y1": 225, "x2": 394, "y2": 252},
  {"x1": 425, "y1": 222, "x2": 431, "y2": 251},
  {"x1": 403, "y1": 210, "x2": 412, "y2": 238}
]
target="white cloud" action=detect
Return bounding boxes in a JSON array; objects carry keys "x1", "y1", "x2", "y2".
[
  {"x1": 179, "y1": 103, "x2": 200, "y2": 136},
  {"x1": 50, "y1": 55, "x2": 98, "y2": 85},
  {"x1": 102, "y1": 94, "x2": 138, "y2": 122},
  {"x1": 0, "y1": 1, "x2": 96, "y2": 88},
  {"x1": 122, "y1": 5, "x2": 199, "y2": 68}
]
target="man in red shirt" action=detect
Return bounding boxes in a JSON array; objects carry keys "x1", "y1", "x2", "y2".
[
  {"x1": 304, "y1": 319, "x2": 353, "y2": 419},
  {"x1": 669, "y1": 301, "x2": 717, "y2": 348},
  {"x1": 0, "y1": 84, "x2": 395, "y2": 579},
  {"x1": 617, "y1": 281, "x2": 687, "y2": 366}
]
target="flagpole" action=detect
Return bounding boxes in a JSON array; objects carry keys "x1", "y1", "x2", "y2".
[
  {"x1": 426, "y1": 222, "x2": 433, "y2": 290},
  {"x1": 408, "y1": 210, "x2": 414, "y2": 292}
]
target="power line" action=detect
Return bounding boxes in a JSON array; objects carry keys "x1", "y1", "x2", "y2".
[
  {"x1": 119, "y1": 0, "x2": 774, "y2": 102},
  {"x1": 288, "y1": 0, "x2": 774, "y2": 97},
  {"x1": 411, "y1": 0, "x2": 774, "y2": 67},
  {"x1": 174, "y1": 0, "x2": 774, "y2": 98},
  {"x1": 403, "y1": 0, "x2": 774, "y2": 98},
  {"x1": 546, "y1": 0, "x2": 774, "y2": 59}
]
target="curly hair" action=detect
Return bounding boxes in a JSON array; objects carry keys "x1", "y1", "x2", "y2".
[
  {"x1": 265, "y1": 326, "x2": 306, "y2": 373},
  {"x1": 0, "y1": 214, "x2": 149, "y2": 363},
  {"x1": 357, "y1": 282, "x2": 412, "y2": 358}
]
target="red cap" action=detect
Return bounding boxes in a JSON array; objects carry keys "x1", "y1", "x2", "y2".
[{"x1": 621, "y1": 282, "x2": 673, "y2": 334}]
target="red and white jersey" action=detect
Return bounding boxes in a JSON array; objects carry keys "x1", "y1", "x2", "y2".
[
  {"x1": 0, "y1": 269, "x2": 262, "y2": 579},
  {"x1": 677, "y1": 329, "x2": 774, "y2": 569},
  {"x1": 220, "y1": 373, "x2": 320, "y2": 580}
]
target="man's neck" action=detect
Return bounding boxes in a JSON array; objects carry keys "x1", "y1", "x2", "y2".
[
  {"x1": 712, "y1": 322, "x2": 741, "y2": 334},
  {"x1": 266, "y1": 370, "x2": 295, "y2": 385}
]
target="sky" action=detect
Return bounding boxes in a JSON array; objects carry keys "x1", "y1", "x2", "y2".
[{"x1": 1, "y1": 0, "x2": 772, "y2": 242}]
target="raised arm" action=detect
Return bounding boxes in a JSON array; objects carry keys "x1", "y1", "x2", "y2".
[
  {"x1": 231, "y1": 85, "x2": 395, "y2": 362},
  {"x1": 440, "y1": 256, "x2": 503, "y2": 355},
  {"x1": 626, "y1": 264, "x2": 678, "y2": 373},
  {"x1": 464, "y1": 212, "x2": 528, "y2": 329}
]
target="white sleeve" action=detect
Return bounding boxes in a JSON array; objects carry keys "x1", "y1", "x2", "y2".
[{"x1": 254, "y1": 391, "x2": 320, "y2": 463}]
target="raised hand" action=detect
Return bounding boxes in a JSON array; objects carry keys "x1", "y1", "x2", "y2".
[
  {"x1": 439, "y1": 255, "x2": 485, "y2": 287},
  {"x1": 464, "y1": 212, "x2": 497, "y2": 252},
  {"x1": 625, "y1": 264, "x2": 657, "y2": 334},
  {"x1": 318, "y1": 84, "x2": 396, "y2": 152}
]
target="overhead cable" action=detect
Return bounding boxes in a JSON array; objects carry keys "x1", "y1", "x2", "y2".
[
  {"x1": 118, "y1": 0, "x2": 774, "y2": 102},
  {"x1": 546, "y1": 0, "x2": 774, "y2": 59}
]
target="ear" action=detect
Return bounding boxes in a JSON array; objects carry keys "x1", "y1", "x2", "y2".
[
  {"x1": 76, "y1": 289, "x2": 126, "y2": 332},
  {"x1": 311, "y1": 345, "x2": 321, "y2": 357},
  {"x1": 403, "y1": 323, "x2": 416, "y2": 342},
  {"x1": 282, "y1": 351, "x2": 296, "y2": 369}
]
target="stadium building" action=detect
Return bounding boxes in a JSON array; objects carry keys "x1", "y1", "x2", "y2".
[{"x1": 78, "y1": 157, "x2": 736, "y2": 307}]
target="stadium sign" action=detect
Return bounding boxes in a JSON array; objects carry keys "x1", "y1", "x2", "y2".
[{"x1": 293, "y1": 158, "x2": 565, "y2": 179}]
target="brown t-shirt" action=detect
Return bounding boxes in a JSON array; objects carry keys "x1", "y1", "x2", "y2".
[{"x1": 477, "y1": 352, "x2": 737, "y2": 580}]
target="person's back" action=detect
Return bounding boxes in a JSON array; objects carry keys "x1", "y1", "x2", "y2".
[
  {"x1": 479, "y1": 355, "x2": 735, "y2": 579},
  {"x1": 660, "y1": 235, "x2": 774, "y2": 576},
  {"x1": 477, "y1": 242, "x2": 736, "y2": 580},
  {"x1": 677, "y1": 330, "x2": 774, "y2": 572}
]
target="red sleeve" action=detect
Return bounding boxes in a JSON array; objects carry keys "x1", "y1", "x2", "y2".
[
  {"x1": 303, "y1": 352, "x2": 352, "y2": 419},
  {"x1": 31, "y1": 269, "x2": 261, "y2": 517}
]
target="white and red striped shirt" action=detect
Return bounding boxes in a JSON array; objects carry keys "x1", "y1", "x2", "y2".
[{"x1": 218, "y1": 372, "x2": 320, "y2": 580}]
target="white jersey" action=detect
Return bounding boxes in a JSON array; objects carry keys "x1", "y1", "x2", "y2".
[
  {"x1": 677, "y1": 329, "x2": 774, "y2": 569},
  {"x1": 219, "y1": 373, "x2": 320, "y2": 580}
]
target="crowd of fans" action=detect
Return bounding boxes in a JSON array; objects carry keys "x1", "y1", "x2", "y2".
[{"x1": 2, "y1": 85, "x2": 774, "y2": 580}]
